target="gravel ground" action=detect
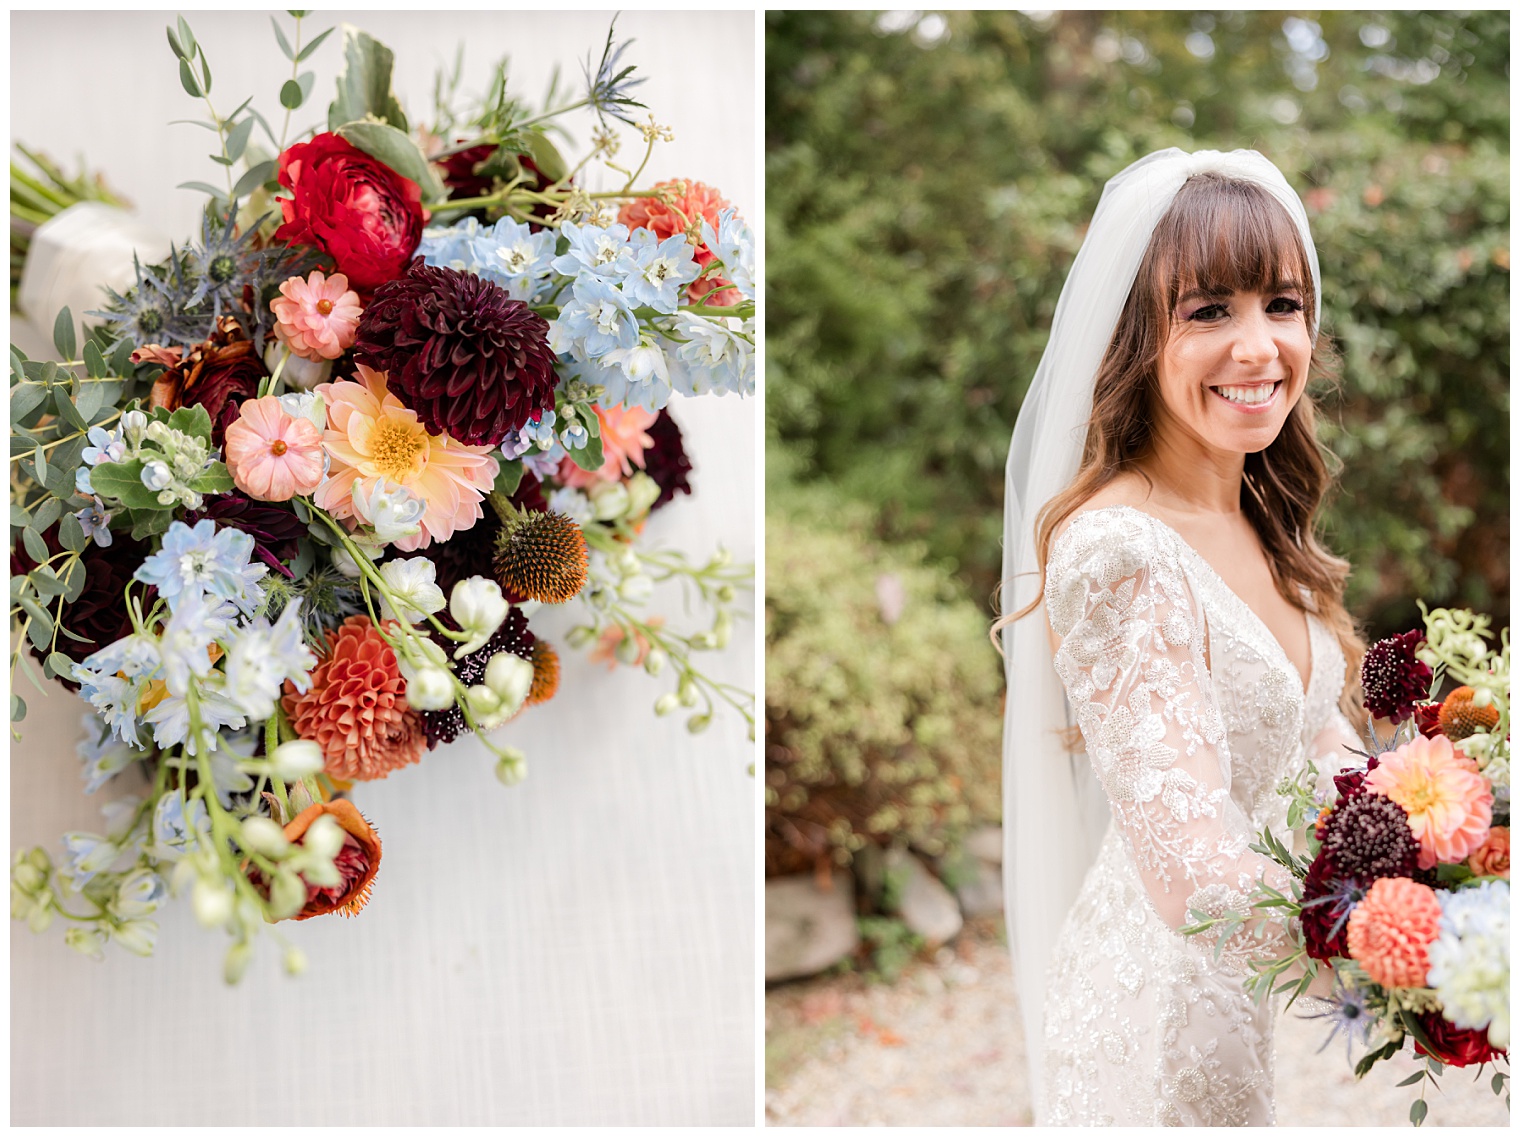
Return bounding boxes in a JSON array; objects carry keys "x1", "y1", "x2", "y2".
[{"x1": 765, "y1": 920, "x2": 1509, "y2": 1127}]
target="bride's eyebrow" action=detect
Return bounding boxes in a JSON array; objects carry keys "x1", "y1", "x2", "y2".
[{"x1": 1175, "y1": 286, "x2": 1230, "y2": 307}]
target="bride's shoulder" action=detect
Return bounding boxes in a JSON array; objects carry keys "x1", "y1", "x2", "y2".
[{"x1": 1048, "y1": 479, "x2": 1173, "y2": 565}]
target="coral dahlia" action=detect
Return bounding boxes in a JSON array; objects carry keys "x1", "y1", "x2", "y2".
[
  {"x1": 282, "y1": 615, "x2": 425, "y2": 781},
  {"x1": 1364, "y1": 733, "x2": 1493, "y2": 869},
  {"x1": 1346, "y1": 876, "x2": 1442, "y2": 988}
]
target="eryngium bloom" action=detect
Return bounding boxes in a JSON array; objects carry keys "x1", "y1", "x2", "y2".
[
  {"x1": 353, "y1": 259, "x2": 556, "y2": 448},
  {"x1": 493, "y1": 510, "x2": 589, "y2": 604},
  {"x1": 1360, "y1": 629, "x2": 1433, "y2": 723}
]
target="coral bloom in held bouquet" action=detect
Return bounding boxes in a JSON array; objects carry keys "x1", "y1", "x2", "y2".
[
  {"x1": 7, "y1": 13, "x2": 754, "y2": 984},
  {"x1": 1182, "y1": 604, "x2": 1510, "y2": 1126}
]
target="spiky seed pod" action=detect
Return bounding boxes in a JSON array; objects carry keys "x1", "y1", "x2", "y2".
[
  {"x1": 1438, "y1": 686, "x2": 1500, "y2": 741},
  {"x1": 1320, "y1": 792, "x2": 1422, "y2": 882},
  {"x1": 493, "y1": 511, "x2": 589, "y2": 605},
  {"x1": 527, "y1": 641, "x2": 560, "y2": 706}
]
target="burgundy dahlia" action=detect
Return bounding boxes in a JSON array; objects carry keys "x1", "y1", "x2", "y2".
[
  {"x1": 1360, "y1": 629, "x2": 1433, "y2": 722},
  {"x1": 419, "y1": 608, "x2": 536, "y2": 749},
  {"x1": 1319, "y1": 792, "x2": 1421, "y2": 882},
  {"x1": 185, "y1": 492, "x2": 306, "y2": 577},
  {"x1": 353, "y1": 259, "x2": 557, "y2": 448},
  {"x1": 645, "y1": 409, "x2": 693, "y2": 512}
]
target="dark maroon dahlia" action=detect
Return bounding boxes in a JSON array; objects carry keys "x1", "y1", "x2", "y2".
[
  {"x1": 353, "y1": 259, "x2": 557, "y2": 447},
  {"x1": 185, "y1": 492, "x2": 306, "y2": 577},
  {"x1": 644, "y1": 409, "x2": 693, "y2": 512},
  {"x1": 419, "y1": 608, "x2": 536, "y2": 749},
  {"x1": 1360, "y1": 629, "x2": 1432, "y2": 723},
  {"x1": 1319, "y1": 792, "x2": 1421, "y2": 882}
]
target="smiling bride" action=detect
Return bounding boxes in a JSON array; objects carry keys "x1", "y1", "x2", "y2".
[{"x1": 996, "y1": 149, "x2": 1367, "y2": 1125}]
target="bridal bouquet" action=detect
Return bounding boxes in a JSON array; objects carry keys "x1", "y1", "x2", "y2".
[
  {"x1": 9, "y1": 14, "x2": 754, "y2": 980},
  {"x1": 1187, "y1": 605, "x2": 1509, "y2": 1124}
]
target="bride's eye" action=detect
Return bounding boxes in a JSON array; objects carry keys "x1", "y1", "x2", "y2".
[
  {"x1": 1187, "y1": 303, "x2": 1228, "y2": 321},
  {"x1": 1267, "y1": 296, "x2": 1305, "y2": 315}
]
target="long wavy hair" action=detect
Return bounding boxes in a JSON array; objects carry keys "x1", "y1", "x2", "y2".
[{"x1": 996, "y1": 172, "x2": 1365, "y2": 702}]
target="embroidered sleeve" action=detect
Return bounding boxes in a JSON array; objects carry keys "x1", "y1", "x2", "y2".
[{"x1": 1045, "y1": 513, "x2": 1293, "y2": 952}]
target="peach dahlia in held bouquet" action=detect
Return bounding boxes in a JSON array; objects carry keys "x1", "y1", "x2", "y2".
[{"x1": 9, "y1": 14, "x2": 753, "y2": 982}]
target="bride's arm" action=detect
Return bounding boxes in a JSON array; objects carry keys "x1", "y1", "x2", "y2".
[{"x1": 1046, "y1": 516, "x2": 1293, "y2": 959}]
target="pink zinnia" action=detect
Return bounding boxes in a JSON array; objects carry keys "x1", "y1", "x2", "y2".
[
  {"x1": 1364, "y1": 733, "x2": 1494, "y2": 869},
  {"x1": 557, "y1": 406, "x2": 657, "y2": 489},
  {"x1": 224, "y1": 396, "x2": 325, "y2": 502},
  {"x1": 271, "y1": 270, "x2": 362, "y2": 361},
  {"x1": 314, "y1": 364, "x2": 497, "y2": 551}
]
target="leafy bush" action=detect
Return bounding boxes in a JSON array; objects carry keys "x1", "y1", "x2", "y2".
[{"x1": 764, "y1": 478, "x2": 1002, "y2": 876}]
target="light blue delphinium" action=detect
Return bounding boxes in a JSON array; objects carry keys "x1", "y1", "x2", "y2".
[
  {"x1": 701, "y1": 207, "x2": 755, "y2": 301},
  {"x1": 419, "y1": 217, "x2": 559, "y2": 303},
  {"x1": 549, "y1": 276, "x2": 641, "y2": 360},
  {"x1": 77, "y1": 715, "x2": 138, "y2": 794},
  {"x1": 134, "y1": 519, "x2": 266, "y2": 616},
  {"x1": 220, "y1": 600, "x2": 316, "y2": 720},
  {"x1": 150, "y1": 792, "x2": 210, "y2": 861},
  {"x1": 622, "y1": 231, "x2": 699, "y2": 311},
  {"x1": 71, "y1": 633, "x2": 163, "y2": 748},
  {"x1": 1426, "y1": 880, "x2": 1510, "y2": 1048},
  {"x1": 58, "y1": 832, "x2": 120, "y2": 887},
  {"x1": 155, "y1": 590, "x2": 232, "y2": 698},
  {"x1": 547, "y1": 486, "x2": 596, "y2": 528},
  {"x1": 551, "y1": 221, "x2": 637, "y2": 280},
  {"x1": 668, "y1": 312, "x2": 754, "y2": 398}
]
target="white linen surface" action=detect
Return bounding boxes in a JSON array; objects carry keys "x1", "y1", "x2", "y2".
[{"x1": 9, "y1": 11, "x2": 756, "y2": 1126}]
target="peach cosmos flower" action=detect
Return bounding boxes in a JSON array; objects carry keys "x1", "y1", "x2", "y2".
[
  {"x1": 1468, "y1": 826, "x2": 1509, "y2": 879},
  {"x1": 281, "y1": 799, "x2": 382, "y2": 920},
  {"x1": 271, "y1": 270, "x2": 363, "y2": 361},
  {"x1": 618, "y1": 179, "x2": 739, "y2": 306},
  {"x1": 557, "y1": 405, "x2": 657, "y2": 489},
  {"x1": 1346, "y1": 876, "x2": 1442, "y2": 988},
  {"x1": 224, "y1": 395, "x2": 325, "y2": 502},
  {"x1": 314, "y1": 364, "x2": 497, "y2": 551},
  {"x1": 282, "y1": 615, "x2": 425, "y2": 782},
  {"x1": 1364, "y1": 733, "x2": 1493, "y2": 869}
]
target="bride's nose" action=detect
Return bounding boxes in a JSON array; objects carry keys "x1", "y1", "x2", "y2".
[{"x1": 1230, "y1": 308, "x2": 1280, "y2": 366}]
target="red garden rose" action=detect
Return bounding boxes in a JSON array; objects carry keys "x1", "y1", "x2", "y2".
[
  {"x1": 274, "y1": 133, "x2": 425, "y2": 295},
  {"x1": 1412, "y1": 1011, "x2": 1504, "y2": 1068}
]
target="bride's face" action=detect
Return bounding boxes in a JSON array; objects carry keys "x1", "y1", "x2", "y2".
[{"x1": 1153, "y1": 283, "x2": 1311, "y2": 455}]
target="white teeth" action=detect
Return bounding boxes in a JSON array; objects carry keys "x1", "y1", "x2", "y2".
[{"x1": 1215, "y1": 384, "x2": 1276, "y2": 406}]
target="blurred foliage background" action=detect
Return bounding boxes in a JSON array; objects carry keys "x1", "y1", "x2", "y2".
[{"x1": 764, "y1": 11, "x2": 1509, "y2": 877}]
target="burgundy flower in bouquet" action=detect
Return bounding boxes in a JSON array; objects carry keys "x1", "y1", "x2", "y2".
[
  {"x1": 281, "y1": 800, "x2": 383, "y2": 920},
  {"x1": 1360, "y1": 629, "x2": 1433, "y2": 723},
  {"x1": 440, "y1": 144, "x2": 560, "y2": 224},
  {"x1": 420, "y1": 608, "x2": 536, "y2": 749},
  {"x1": 1412, "y1": 1012, "x2": 1505, "y2": 1068},
  {"x1": 274, "y1": 133, "x2": 425, "y2": 295},
  {"x1": 145, "y1": 318, "x2": 268, "y2": 447},
  {"x1": 185, "y1": 491, "x2": 306, "y2": 577},
  {"x1": 353, "y1": 259, "x2": 556, "y2": 448},
  {"x1": 645, "y1": 409, "x2": 693, "y2": 512}
]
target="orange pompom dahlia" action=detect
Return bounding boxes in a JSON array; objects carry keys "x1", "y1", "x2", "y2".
[
  {"x1": 1363, "y1": 733, "x2": 1493, "y2": 869},
  {"x1": 282, "y1": 615, "x2": 425, "y2": 781},
  {"x1": 1346, "y1": 877, "x2": 1442, "y2": 988}
]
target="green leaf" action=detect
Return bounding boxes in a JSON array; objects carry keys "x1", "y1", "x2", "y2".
[
  {"x1": 89, "y1": 460, "x2": 163, "y2": 510},
  {"x1": 56, "y1": 512, "x2": 86, "y2": 552},
  {"x1": 82, "y1": 341, "x2": 107, "y2": 379},
  {"x1": 52, "y1": 307, "x2": 76, "y2": 362},
  {"x1": 73, "y1": 381, "x2": 105, "y2": 425},
  {"x1": 10, "y1": 502, "x2": 30, "y2": 528},
  {"x1": 32, "y1": 444, "x2": 48, "y2": 488},
  {"x1": 1410, "y1": 1099, "x2": 1427, "y2": 1126},
  {"x1": 129, "y1": 509, "x2": 174, "y2": 541},
  {"x1": 53, "y1": 387, "x2": 87, "y2": 432},
  {"x1": 568, "y1": 433, "x2": 604, "y2": 472},
  {"x1": 494, "y1": 459, "x2": 525, "y2": 497},
  {"x1": 166, "y1": 23, "x2": 187, "y2": 61},
  {"x1": 1397, "y1": 1071, "x2": 1426, "y2": 1088},
  {"x1": 165, "y1": 402, "x2": 213, "y2": 441},
  {"x1": 45, "y1": 651, "x2": 75, "y2": 680},
  {"x1": 30, "y1": 566, "x2": 64, "y2": 598},
  {"x1": 109, "y1": 339, "x2": 135, "y2": 376},
  {"x1": 524, "y1": 131, "x2": 570, "y2": 184},
  {"x1": 12, "y1": 694, "x2": 26, "y2": 723},
  {"x1": 10, "y1": 383, "x2": 47, "y2": 422},
  {"x1": 31, "y1": 497, "x2": 62, "y2": 533},
  {"x1": 288, "y1": 538, "x2": 315, "y2": 581},
  {"x1": 19, "y1": 596, "x2": 53, "y2": 650},
  {"x1": 198, "y1": 46, "x2": 212, "y2": 94},
  {"x1": 280, "y1": 79, "x2": 304, "y2": 110},
  {"x1": 60, "y1": 557, "x2": 86, "y2": 603},
  {"x1": 1494, "y1": 1072, "x2": 1506, "y2": 1095},
  {"x1": 335, "y1": 120, "x2": 446, "y2": 201},
  {"x1": 328, "y1": 24, "x2": 408, "y2": 133},
  {"x1": 209, "y1": 155, "x2": 235, "y2": 168},
  {"x1": 296, "y1": 26, "x2": 334, "y2": 62},
  {"x1": 175, "y1": 15, "x2": 197, "y2": 58},
  {"x1": 225, "y1": 116, "x2": 255, "y2": 163},
  {"x1": 188, "y1": 462, "x2": 234, "y2": 494},
  {"x1": 179, "y1": 180, "x2": 229, "y2": 200},
  {"x1": 179, "y1": 58, "x2": 203, "y2": 99},
  {"x1": 232, "y1": 159, "x2": 277, "y2": 199},
  {"x1": 270, "y1": 15, "x2": 295, "y2": 60}
]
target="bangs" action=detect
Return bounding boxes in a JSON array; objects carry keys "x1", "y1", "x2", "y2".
[{"x1": 1149, "y1": 174, "x2": 1315, "y2": 320}]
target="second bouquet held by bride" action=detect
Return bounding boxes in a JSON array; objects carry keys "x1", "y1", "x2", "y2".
[{"x1": 8, "y1": 15, "x2": 754, "y2": 978}]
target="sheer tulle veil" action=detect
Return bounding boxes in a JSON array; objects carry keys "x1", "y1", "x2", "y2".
[{"x1": 998, "y1": 148, "x2": 1320, "y2": 1090}]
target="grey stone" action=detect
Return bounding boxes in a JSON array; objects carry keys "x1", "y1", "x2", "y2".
[
  {"x1": 886, "y1": 849, "x2": 963, "y2": 946},
  {"x1": 964, "y1": 825, "x2": 1003, "y2": 865},
  {"x1": 955, "y1": 858, "x2": 1004, "y2": 918},
  {"x1": 766, "y1": 873, "x2": 859, "y2": 982}
]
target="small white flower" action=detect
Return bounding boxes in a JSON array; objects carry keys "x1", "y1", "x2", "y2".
[
  {"x1": 353, "y1": 479, "x2": 426, "y2": 545},
  {"x1": 405, "y1": 665, "x2": 456, "y2": 711},
  {"x1": 141, "y1": 459, "x2": 174, "y2": 491},
  {"x1": 277, "y1": 390, "x2": 328, "y2": 433},
  {"x1": 110, "y1": 919, "x2": 158, "y2": 957},
  {"x1": 483, "y1": 651, "x2": 534, "y2": 713},
  {"x1": 270, "y1": 739, "x2": 325, "y2": 781},
  {"x1": 546, "y1": 486, "x2": 595, "y2": 528},
  {"x1": 240, "y1": 816, "x2": 290, "y2": 858},
  {"x1": 624, "y1": 472, "x2": 661, "y2": 518},
  {"x1": 379, "y1": 557, "x2": 447, "y2": 624},
  {"x1": 618, "y1": 574, "x2": 654, "y2": 605},
  {"x1": 109, "y1": 869, "x2": 168, "y2": 921},
  {"x1": 191, "y1": 878, "x2": 235, "y2": 928},
  {"x1": 590, "y1": 481, "x2": 632, "y2": 522},
  {"x1": 302, "y1": 814, "x2": 344, "y2": 861},
  {"x1": 449, "y1": 577, "x2": 510, "y2": 658}
]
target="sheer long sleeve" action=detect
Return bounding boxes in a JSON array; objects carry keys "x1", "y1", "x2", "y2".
[
  {"x1": 1045, "y1": 514, "x2": 1292, "y2": 943},
  {"x1": 1308, "y1": 707, "x2": 1365, "y2": 802}
]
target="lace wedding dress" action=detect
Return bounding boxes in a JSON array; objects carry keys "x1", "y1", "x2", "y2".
[{"x1": 1038, "y1": 505, "x2": 1359, "y2": 1126}]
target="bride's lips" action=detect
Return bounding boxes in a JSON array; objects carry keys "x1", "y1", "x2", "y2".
[{"x1": 1207, "y1": 380, "x2": 1282, "y2": 414}]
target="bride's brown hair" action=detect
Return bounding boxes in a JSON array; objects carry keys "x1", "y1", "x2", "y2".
[{"x1": 998, "y1": 172, "x2": 1365, "y2": 699}]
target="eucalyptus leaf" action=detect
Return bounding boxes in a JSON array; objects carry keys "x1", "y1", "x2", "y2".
[
  {"x1": 176, "y1": 15, "x2": 197, "y2": 58},
  {"x1": 335, "y1": 120, "x2": 445, "y2": 201},
  {"x1": 53, "y1": 387, "x2": 88, "y2": 432},
  {"x1": 10, "y1": 383, "x2": 46, "y2": 422},
  {"x1": 233, "y1": 159, "x2": 277, "y2": 199},
  {"x1": 45, "y1": 463, "x2": 76, "y2": 501},
  {"x1": 166, "y1": 24, "x2": 187, "y2": 61},
  {"x1": 280, "y1": 78, "x2": 304, "y2": 110},
  {"x1": 45, "y1": 651, "x2": 75, "y2": 680},
  {"x1": 31, "y1": 497, "x2": 62, "y2": 533},
  {"x1": 109, "y1": 339, "x2": 135, "y2": 376},
  {"x1": 52, "y1": 435, "x2": 86, "y2": 479},
  {"x1": 74, "y1": 382, "x2": 105, "y2": 424},
  {"x1": 57, "y1": 512, "x2": 86, "y2": 552},
  {"x1": 169, "y1": 118, "x2": 220, "y2": 133},
  {"x1": 270, "y1": 16, "x2": 295, "y2": 60},
  {"x1": 1397, "y1": 1072, "x2": 1426, "y2": 1088},
  {"x1": 524, "y1": 131, "x2": 570, "y2": 184},
  {"x1": 10, "y1": 502, "x2": 30, "y2": 528},
  {"x1": 32, "y1": 444, "x2": 48, "y2": 488},
  {"x1": 328, "y1": 24, "x2": 408, "y2": 132},
  {"x1": 1494, "y1": 1073, "x2": 1506, "y2": 1095},
  {"x1": 225, "y1": 116, "x2": 255, "y2": 163},
  {"x1": 61, "y1": 557, "x2": 86, "y2": 603},
  {"x1": 31, "y1": 568, "x2": 64, "y2": 598},
  {"x1": 22, "y1": 525, "x2": 48, "y2": 563},
  {"x1": 209, "y1": 155, "x2": 235, "y2": 168},
  {"x1": 19, "y1": 597, "x2": 53, "y2": 649},
  {"x1": 296, "y1": 26, "x2": 334, "y2": 62},
  {"x1": 198, "y1": 46, "x2": 212, "y2": 94},
  {"x1": 52, "y1": 307, "x2": 77, "y2": 362},
  {"x1": 179, "y1": 58, "x2": 203, "y2": 99},
  {"x1": 12, "y1": 694, "x2": 26, "y2": 723},
  {"x1": 1410, "y1": 1099, "x2": 1427, "y2": 1126},
  {"x1": 82, "y1": 340, "x2": 107, "y2": 379}
]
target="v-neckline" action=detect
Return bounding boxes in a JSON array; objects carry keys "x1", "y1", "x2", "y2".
[{"x1": 1103, "y1": 505, "x2": 1314, "y2": 697}]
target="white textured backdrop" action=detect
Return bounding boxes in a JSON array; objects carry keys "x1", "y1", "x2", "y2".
[{"x1": 10, "y1": 10, "x2": 756, "y2": 1126}]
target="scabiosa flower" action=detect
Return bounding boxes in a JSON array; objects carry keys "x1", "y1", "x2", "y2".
[
  {"x1": 1425, "y1": 880, "x2": 1509, "y2": 1048},
  {"x1": 271, "y1": 270, "x2": 362, "y2": 361},
  {"x1": 1346, "y1": 876, "x2": 1442, "y2": 988},
  {"x1": 1364, "y1": 733, "x2": 1493, "y2": 869},
  {"x1": 224, "y1": 396, "x2": 325, "y2": 502},
  {"x1": 282, "y1": 615, "x2": 425, "y2": 782},
  {"x1": 352, "y1": 259, "x2": 557, "y2": 448},
  {"x1": 1319, "y1": 792, "x2": 1422, "y2": 882},
  {"x1": 643, "y1": 408, "x2": 692, "y2": 511},
  {"x1": 1438, "y1": 686, "x2": 1502, "y2": 741},
  {"x1": 279, "y1": 799, "x2": 382, "y2": 920},
  {"x1": 314, "y1": 365, "x2": 498, "y2": 551},
  {"x1": 419, "y1": 608, "x2": 535, "y2": 748},
  {"x1": 1360, "y1": 629, "x2": 1433, "y2": 722},
  {"x1": 493, "y1": 509, "x2": 589, "y2": 605},
  {"x1": 556, "y1": 405, "x2": 657, "y2": 489}
]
